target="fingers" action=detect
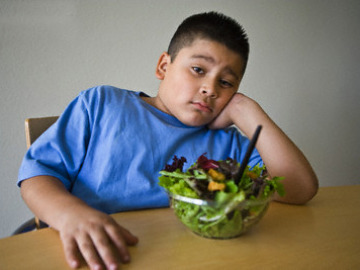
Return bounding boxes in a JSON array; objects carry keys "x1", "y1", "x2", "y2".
[
  {"x1": 60, "y1": 219, "x2": 138, "y2": 270},
  {"x1": 105, "y1": 225, "x2": 139, "y2": 264},
  {"x1": 86, "y1": 228, "x2": 119, "y2": 270},
  {"x1": 107, "y1": 225, "x2": 139, "y2": 247},
  {"x1": 62, "y1": 236, "x2": 82, "y2": 269}
]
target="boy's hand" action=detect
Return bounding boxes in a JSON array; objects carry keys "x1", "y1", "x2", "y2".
[
  {"x1": 20, "y1": 176, "x2": 138, "y2": 270},
  {"x1": 208, "y1": 93, "x2": 246, "y2": 130},
  {"x1": 59, "y1": 206, "x2": 139, "y2": 270}
]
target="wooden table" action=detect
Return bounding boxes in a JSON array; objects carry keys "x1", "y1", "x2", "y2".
[{"x1": 1, "y1": 185, "x2": 359, "y2": 269}]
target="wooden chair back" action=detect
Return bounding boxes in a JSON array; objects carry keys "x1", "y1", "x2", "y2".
[
  {"x1": 25, "y1": 116, "x2": 59, "y2": 149},
  {"x1": 12, "y1": 116, "x2": 59, "y2": 235}
]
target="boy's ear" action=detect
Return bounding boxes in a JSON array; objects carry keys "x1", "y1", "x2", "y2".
[{"x1": 155, "y1": 52, "x2": 171, "y2": 80}]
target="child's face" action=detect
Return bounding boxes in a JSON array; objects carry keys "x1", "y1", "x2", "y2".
[{"x1": 153, "y1": 39, "x2": 244, "y2": 126}]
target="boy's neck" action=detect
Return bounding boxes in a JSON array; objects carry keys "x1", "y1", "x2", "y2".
[
  {"x1": 141, "y1": 95, "x2": 172, "y2": 116},
  {"x1": 141, "y1": 96, "x2": 160, "y2": 110}
]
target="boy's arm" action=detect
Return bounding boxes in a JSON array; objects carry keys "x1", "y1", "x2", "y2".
[
  {"x1": 209, "y1": 93, "x2": 318, "y2": 204},
  {"x1": 20, "y1": 176, "x2": 138, "y2": 270}
]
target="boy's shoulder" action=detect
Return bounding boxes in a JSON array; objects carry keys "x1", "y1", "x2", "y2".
[
  {"x1": 77, "y1": 85, "x2": 143, "y2": 106},
  {"x1": 79, "y1": 85, "x2": 137, "y2": 98}
]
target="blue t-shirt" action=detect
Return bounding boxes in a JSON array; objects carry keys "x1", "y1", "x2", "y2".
[{"x1": 18, "y1": 85, "x2": 263, "y2": 213}]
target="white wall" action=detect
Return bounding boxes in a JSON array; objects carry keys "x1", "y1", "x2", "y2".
[{"x1": 1, "y1": 0, "x2": 359, "y2": 238}]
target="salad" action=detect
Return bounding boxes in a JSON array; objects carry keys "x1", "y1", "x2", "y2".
[{"x1": 158, "y1": 154, "x2": 285, "y2": 238}]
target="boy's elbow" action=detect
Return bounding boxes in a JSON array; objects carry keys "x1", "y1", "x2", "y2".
[
  {"x1": 305, "y1": 175, "x2": 319, "y2": 203},
  {"x1": 276, "y1": 174, "x2": 319, "y2": 205},
  {"x1": 297, "y1": 179, "x2": 319, "y2": 205}
]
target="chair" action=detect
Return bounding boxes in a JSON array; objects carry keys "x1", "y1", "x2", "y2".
[
  {"x1": 25, "y1": 116, "x2": 59, "y2": 149},
  {"x1": 12, "y1": 116, "x2": 59, "y2": 235}
]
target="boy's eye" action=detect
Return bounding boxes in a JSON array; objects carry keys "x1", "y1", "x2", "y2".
[
  {"x1": 192, "y1": 66, "x2": 204, "y2": 74},
  {"x1": 220, "y1": 79, "x2": 233, "y2": 88}
]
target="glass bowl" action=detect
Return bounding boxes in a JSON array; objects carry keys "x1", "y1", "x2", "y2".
[{"x1": 168, "y1": 192, "x2": 272, "y2": 239}]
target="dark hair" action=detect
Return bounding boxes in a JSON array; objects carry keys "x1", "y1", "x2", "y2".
[{"x1": 168, "y1": 11, "x2": 250, "y2": 73}]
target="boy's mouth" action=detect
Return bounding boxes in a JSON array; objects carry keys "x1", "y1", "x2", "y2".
[{"x1": 191, "y1": 101, "x2": 213, "y2": 113}]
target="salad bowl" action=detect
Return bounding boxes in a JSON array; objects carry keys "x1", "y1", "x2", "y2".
[
  {"x1": 159, "y1": 154, "x2": 285, "y2": 239},
  {"x1": 168, "y1": 191, "x2": 272, "y2": 239}
]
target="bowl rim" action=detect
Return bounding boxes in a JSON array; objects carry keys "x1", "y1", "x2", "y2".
[{"x1": 167, "y1": 191, "x2": 273, "y2": 207}]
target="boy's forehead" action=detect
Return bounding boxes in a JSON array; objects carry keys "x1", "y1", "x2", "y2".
[
  {"x1": 179, "y1": 38, "x2": 221, "y2": 52},
  {"x1": 176, "y1": 38, "x2": 245, "y2": 76},
  {"x1": 179, "y1": 38, "x2": 242, "y2": 59}
]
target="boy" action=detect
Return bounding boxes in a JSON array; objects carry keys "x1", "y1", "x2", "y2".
[{"x1": 18, "y1": 12, "x2": 318, "y2": 270}]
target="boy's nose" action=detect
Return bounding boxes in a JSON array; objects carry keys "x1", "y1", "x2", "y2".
[
  {"x1": 200, "y1": 81, "x2": 217, "y2": 98},
  {"x1": 201, "y1": 89, "x2": 217, "y2": 98}
]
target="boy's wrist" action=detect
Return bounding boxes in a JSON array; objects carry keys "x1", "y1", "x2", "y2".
[
  {"x1": 228, "y1": 94, "x2": 266, "y2": 136},
  {"x1": 55, "y1": 199, "x2": 97, "y2": 230}
]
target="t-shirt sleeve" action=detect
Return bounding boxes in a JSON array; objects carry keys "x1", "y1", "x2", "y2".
[{"x1": 17, "y1": 92, "x2": 91, "y2": 190}]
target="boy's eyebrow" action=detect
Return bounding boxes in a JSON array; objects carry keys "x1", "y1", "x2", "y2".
[
  {"x1": 190, "y1": 54, "x2": 240, "y2": 81},
  {"x1": 191, "y1": 54, "x2": 215, "y2": 63}
]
